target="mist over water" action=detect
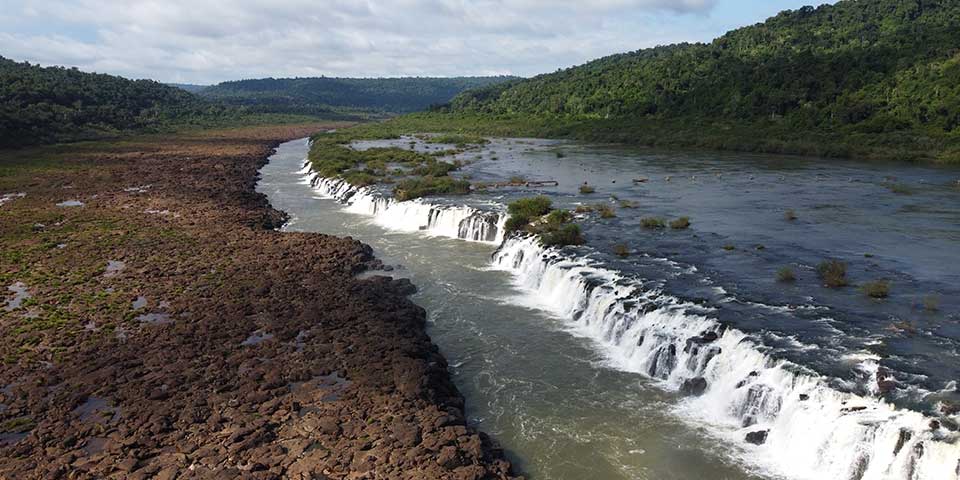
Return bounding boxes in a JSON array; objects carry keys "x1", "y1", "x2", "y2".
[{"x1": 259, "y1": 138, "x2": 960, "y2": 480}]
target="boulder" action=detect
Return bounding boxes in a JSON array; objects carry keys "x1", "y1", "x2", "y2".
[{"x1": 680, "y1": 377, "x2": 708, "y2": 397}]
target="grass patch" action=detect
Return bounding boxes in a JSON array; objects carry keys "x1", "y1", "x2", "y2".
[
  {"x1": 885, "y1": 183, "x2": 913, "y2": 195},
  {"x1": 777, "y1": 267, "x2": 796, "y2": 283},
  {"x1": 861, "y1": 279, "x2": 890, "y2": 298},
  {"x1": 596, "y1": 204, "x2": 616, "y2": 219},
  {"x1": 574, "y1": 205, "x2": 594, "y2": 214},
  {"x1": 1, "y1": 417, "x2": 35, "y2": 433},
  {"x1": 579, "y1": 184, "x2": 596, "y2": 194},
  {"x1": 641, "y1": 217, "x2": 666, "y2": 229},
  {"x1": 817, "y1": 260, "x2": 849, "y2": 288},
  {"x1": 784, "y1": 209, "x2": 797, "y2": 221},
  {"x1": 723, "y1": 244, "x2": 736, "y2": 251},
  {"x1": 669, "y1": 217, "x2": 691, "y2": 229},
  {"x1": 613, "y1": 244, "x2": 630, "y2": 258},
  {"x1": 923, "y1": 295, "x2": 940, "y2": 311}
]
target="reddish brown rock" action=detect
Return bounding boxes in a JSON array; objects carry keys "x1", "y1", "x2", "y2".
[{"x1": 0, "y1": 124, "x2": 518, "y2": 479}]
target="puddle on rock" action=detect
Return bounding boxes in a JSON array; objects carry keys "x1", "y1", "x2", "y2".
[
  {"x1": 83, "y1": 436, "x2": 110, "y2": 455},
  {"x1": 0, "y1": 432, "x2": 28, "y2": 446},
  {"x1": 289, "y1": 373, "x2": 351, "y2": 404},
  {"x1": 132, "y1": 296, "x2": 147, "y2": 310},
  {"x1": 241, "y1": 331, "x2": 274, "y2": 346},
  {"x1": 3, "y1": 282, "x2": 30, "y2": 312},
  {"x1": 0, "y1": 193, "x2": 26, "y2": 208},
  {"x1": 293, "y1": 330, "x2": 308, "y2": 352},
  {"x1": 56, "y1": 200, "x2": 84, "y2": 207},
  {"x1": 136, "y1": 313, "x2": 172, "y2": 325},
  {"x1": 104, "y1": 260, "x2": 125, "y2": 277},
  {"x1": 73, "y1": 397, "x2": 120, "y2": 424},
  {"x1": 123, "y1": 185, "x2": 151, "y2": 194}
]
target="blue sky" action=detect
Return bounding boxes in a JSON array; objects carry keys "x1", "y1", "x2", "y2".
[{"x1": 0, "y1": 0, "x2": 833, "y2": 84}]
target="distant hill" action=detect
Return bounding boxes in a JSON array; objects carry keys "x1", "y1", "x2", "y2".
[
  {"x1": 169, "y1": 83, "x2": 210, "y2": 94},
  {"x1": 200, "y1": 76, "x2": 518, "y2": 116},
  {"x1": 0, "y1": 56, "x2": 238, "y2": 148},
  {"x1": 442, "y1": 0, "x2": 960, "y2": 162}
]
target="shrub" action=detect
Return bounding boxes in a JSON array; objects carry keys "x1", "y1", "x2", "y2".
[
  {"x1": 394, "y1": 177, "x2": 471, "y2": 201},
  {"x1": 540, "y1": 223, "x2": 585, "y2": 247},
  {"x1": 886, "y1": 183, "x2": 912, "y2": 195},
  {"x1": 784, "y1": 209, "x2": 797, "y2": 221},
  {"x1": 596, "y1": 204, "x2": 616, "y2": 219},
  {"x1": 504, "y1": 215, "x2": 530, "y2": 233},
  {"x1": 817, "y1": 260, "x2": 848, "y2": 288},
  {"x1": 641, "y1": 217, "x2": 666, "y2": 229},
  {"x1": 722, "y1": 244, "x2": 736, "y2": 251},
  {"x1": 777, "y1": 267, "x2": 796, "y2": 282},
  {"x1": 546, "y1": 209, "x2": 573, "y2": 226},
  {"x1": 506, "y1": 196, "x2": 554, "y2": 233},
  {"x1": 669, "y1": 217, "x2": 691, "y2": 229},
  {"x1": 579, "y1": 184, "x2": 596, "y2": 194},
  {"x1": 509, "y1": 175, "x2": 526, "y2": 184},
  {"x1": 923, "y1": 295, "x2": 940, "y2": 311},
  {"x1": 619, "y1": 200, "x2": 637, "y2": 208},
  {"x1": 613, "y1": 244, "x2": 630, "y2": 257},
  {"x1": 508, "y1": 196, "x2": 553, "y2": 218},
  {"x1": 429, "y1": 134, "x2": 488, "y2": 146},
  {"x1": 411, "y1": 161, "x2": 458, "y2": 177},
  {"x1": 861, "y1": 280, "x2": 890, "y2": 298},
  {"x1": 574, "y1": 205, "x2": 594, "y2": 214},
  {"x1": 342, "y1": 171, "x2": 379, "y2": 187}
]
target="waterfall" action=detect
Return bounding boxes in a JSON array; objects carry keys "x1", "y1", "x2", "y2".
[
  {"x1": 301, "y1": 162, "x2": 506, "y2": 244},
  {"x1": 491, "y1": 235, "x2": 960, "y2": 480}
]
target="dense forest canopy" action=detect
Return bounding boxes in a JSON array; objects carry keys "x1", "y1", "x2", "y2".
[
  {"x1": 0, "y1": 56, "x2": 241, "y2": 148},
  {"x1": 199, "y1": 76, "x2": 518, "y2": 116},
  {"x1": 444, "y1": 0, "x2": 960, "y2": 160}
]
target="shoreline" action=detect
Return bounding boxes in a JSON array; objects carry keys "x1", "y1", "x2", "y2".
[{"x1": 0, "y1": 125, "x2": 517, "y2": 479}]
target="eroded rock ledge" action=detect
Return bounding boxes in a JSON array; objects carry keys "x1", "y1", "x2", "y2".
[{"x1": 0, "y1": 125, "x2": 518, "y2": 479}]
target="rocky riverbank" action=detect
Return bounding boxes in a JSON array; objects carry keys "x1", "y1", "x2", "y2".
[{"x1": 0, "y1": 125, "x2": 518, "y2": 479}]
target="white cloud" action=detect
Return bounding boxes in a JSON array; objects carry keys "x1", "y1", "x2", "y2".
[{"x1": 0, "y1": 0, "x2": 722, "y2": 83}]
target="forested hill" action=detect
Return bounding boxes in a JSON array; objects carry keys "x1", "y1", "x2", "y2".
[
  {"x1": 443, "y1": 0, "x2": 960, "y2": 162},
  {"x1": 0, "y1": 56, "x2": 237, "y2": 148},
  {"x1": 200, "y1": 76, "x2": 518, "y2": 116}
]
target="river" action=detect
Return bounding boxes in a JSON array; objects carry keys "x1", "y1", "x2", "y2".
[{"x1": 258, "y1": 137, "x2": 960, "y2": 480}]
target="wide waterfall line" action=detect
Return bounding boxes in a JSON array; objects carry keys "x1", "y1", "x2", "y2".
[
  {"x1": 299, "y1": 161, "x2": 506, "y2": 244},
  {"x1": 490, "y1": 235, "x2": 960, "y2": 480}
]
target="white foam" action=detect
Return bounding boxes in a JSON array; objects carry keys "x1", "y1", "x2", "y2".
[
  {"x1": 491, "y1": 235, "x2": 960, "y2": 480},
  {"x1": 302, "y1": 161, "x2": 506, "y2": 244}
]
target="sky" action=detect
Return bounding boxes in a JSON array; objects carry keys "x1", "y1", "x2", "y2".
[{"x1": 0, "y1": 0, "x2": 831, "y2": 84}]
